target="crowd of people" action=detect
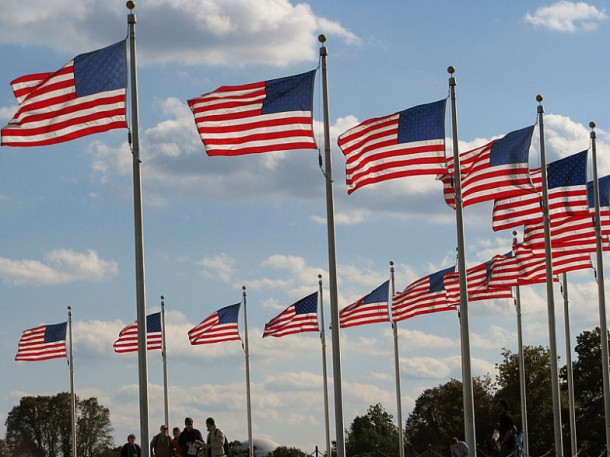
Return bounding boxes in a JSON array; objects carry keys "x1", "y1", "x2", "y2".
[{"x1": 121, "y1": 417, "x2": 227, "y2": 457}]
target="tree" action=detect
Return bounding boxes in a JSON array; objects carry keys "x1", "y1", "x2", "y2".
[
  {"x1": 5, "y1": 393, "x2": 114, "y2": 457},
  {"x1": 564, "y1": 327, "x2": 610, "y2": 455},
  {"x1": 404, "y1": 377, "x2": 495, "y2": 456},
  {"x1": 266, "y1": 446, "x2": 306, "y2": 457},
  {"x1": 345, "y1": 403, "x2": 399, "y2": 457}
]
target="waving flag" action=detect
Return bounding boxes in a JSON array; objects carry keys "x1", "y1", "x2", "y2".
[
  {"x1": 1, "y1": 41, "x2": 126, "y2": 147},
  {"x1": 339, "y1": 280, "x2": 390, "y2": 328},
  {"x1": 189, "y1": 303, "x2": 241, "y2": 345},
  {"x1": 263, "y1": 292, "x2": 318, "y2": 338},
  {"x1": 15, "y1": 322, "x2": 67, "y2": 362},
  {"x1": 492, "y1": 150, "x2": 589, "y2": 231},
  {"x1": 338, "y1": 100, "x2": 446, "y2": 194},
  {"x1": 438, "y1": 125, "x2": 535, "y2": 208},
  {"x1": 113, "y1": 312, "x2": 162, "y2": 353},
  {"x1": 392, "y1": 266, "x2": 456, "y2": 322},
  {"x1": 188, "y1": 70, "x2": 317, "y2": 156},
  {"x1": 445, "y1": 258, "x2": 513, "y2": 303}
]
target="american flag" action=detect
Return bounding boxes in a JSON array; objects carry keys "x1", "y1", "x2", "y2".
[
  {"x1": 488, "y1": 252, "x2": 520, "y2": 289},
  {"x1": 1, "y1": 41, "x2": 126, "y2": 147},
  {"x1": 445, "y1": 258, "x2": 513, "y2": 303},
  {"x1": 392, "y1": 266, "x2": 456, "y2": 322},
  {"x1": 492, "y1": 150, "x2": 589, "y2": 231},
  {"x1": 338, "y1": 100, "x2": 446, "y2": 194},
  {"x1": 514, "y1": 243, "x2": 591, "y2": 284},
  {"x1": 263, "y1": 292, "x2": 319, "y2": 338},
  {"x1": 113, "y1": 312, "x2": 162, "y2": 354},
  {"x1": 15, "y1": 322, "x2": 67, "y2": 362},
  {"x1": 340, "y1": 281, "x2": 390, "y2": 328},
  {"x1": 189, "y1": 303, "x2": 241, "y2": 345},
  {"x1": 188, "y1": 70, "x2": 317, "y2": 156},
  {"x1": 438, "y1": 126, "x2": 535, "y2": 208}
]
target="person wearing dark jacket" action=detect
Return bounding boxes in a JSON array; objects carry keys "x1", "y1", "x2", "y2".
[
  {"x1": 121, "y1": 434, "x2": 141, "y2": 457},
  {"x1": 179, "y1": 417, "x2": 204, "y2": 457}
]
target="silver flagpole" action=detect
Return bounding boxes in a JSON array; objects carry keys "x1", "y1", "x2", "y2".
[
  {"x1": 318, "y1": 274, "x2": 332, "y2": 457},
  {"x1": 589, "y1": 121, "x2": 610, "y2": 456},
  {"x1": 242, "y1": 286, "x2": 254, "y2": 457},
  {"x1": 512, "y1": 232, "x2": 529, "y2": 457},
  {"x1": 535, "y1": 95, "x2": 563, "y2": 457},
  {"x1": 127, "y1": 2, "x2": 151, "y2": 454},
  {"x1": 448, "y1": 66, "x2": 477, "y2": 453},
  {"x1": 390, "y1": 261, "x2": 405, "y2": 457},
  {"x1": 68, "y1": 306, "x2": 77, "y2": 457},
  {"x1": 560, "y1": 274, "x2": 577, "y2": 456},
  {"x1": 161, "y1": 296, "x2": 170, "y2": 428},
  {"x1": 318, "y1": 34, "x2": 345, "y2": 457}
]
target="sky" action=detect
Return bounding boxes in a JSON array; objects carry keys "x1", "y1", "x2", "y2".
[{"x1": 1, "y1": 0, "x2": 610, "y2": 452}]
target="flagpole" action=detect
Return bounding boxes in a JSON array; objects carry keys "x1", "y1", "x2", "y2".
[
  {"x1": 536, "y1": 95, "x2": 563, "y2": 457},
  {"x1": 448, "y1": 66, "x2": 477, "y2": 453},
  {"x1": 560, "y1": 274, "x2": 578, "y2": 455},
  {"x1": 390, "y1": 261, "x2": 405, "y2": 457},
  {"x1": 161, "y1": 296, "x2": 170, "y2": 428},
  {"x1": 589, "y1": 121, "x2": 610, "y2": 455},
  {"x1": 242, "y1": 286, "x2": 254, "y2": 457},
  {"x1": 512, "y1": 232, "x2": 529, "y2": 457},
  {"x1": 318, "y1": 34, "x2": 345, "y2": 457},
  {"x1": 318, "y1": 274, "x2": 332, "y2": 457},
  {"x1": 127, "y1": 3, "x2": 151, "y2": 454},
  {"x1": 68, "y1": 306, "x2": 77, "y2": 457}
]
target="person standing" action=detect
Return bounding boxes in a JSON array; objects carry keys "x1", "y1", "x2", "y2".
[
  {"x1": 450, "y1": 437, "x2": 469, "y2": 457},
  {"x1": 498, "y1": 399, "x2": 516, "y2": 457},
  {"x1": 172, "y1": 426, "x2": 182, "y2": 457},
  {"x1": 205, "y1": 417, "x2": 226, "y2": 457},
  {"x1": 121, "y1": 434, "x2": 141, "y2": 457},
  {"x1": 179, "y1": 417, "x2": 204, "y2": 457},
  {"x1": 151, "y1": 425, "x2": 173, "y2": 457}
]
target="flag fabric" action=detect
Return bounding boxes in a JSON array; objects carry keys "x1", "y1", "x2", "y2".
[
  {"x1": 263, "y1": 292, "x2": 319, "y2": 338},
  {"x1": 113, "y1": 312, "x2": 162, "y2": 353},
  {"x1": 1, "y1": 41, "x2": 127, "y2": 147},
  {"x1": 392, "y1": 266, "x2": 456, "y2": 322},
  {"x1": 188, "y1": 70, "x2": 317, "y2": 156},
  {"x1": 339, "y1": 280, "x2": 390, "y2": 328},
  {"x1": 15, "y1": 322, "x2": 67, "y2": 362},
  {"x1": 492, "y1": 150, "x2": 589, "y2": 231},
  {"x1": 444, "y1": 258, "x2": 513, "y2": 303},
  {"x1": 338, "y1": 99, "x2": 447, "y2": 194},
  {"x1": 438, "y1": 126, "x2": 535, "y2": 208},
  {"x1": 189, "y1": 303, "x2": 241, "y2": 345},
  {"x1": 513, "y1": 243, "x2": 591, "y2": 284}
]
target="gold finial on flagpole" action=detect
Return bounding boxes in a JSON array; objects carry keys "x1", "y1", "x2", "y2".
[
  {"x1": 318, "y1": 34, "x2": 327, "y2": 43},
  {"x1": 447, "y1": 66, "x2": 455, "y2": 74},
  {"x1": 590, "y1": 121, "x2": 596, "y2": 129},
  {"x1": 126, "y1": 1, "x2": 135, "y2": 10},
  {"x1": 536, "y1": 94, "x2": 543, "y2": 103}
]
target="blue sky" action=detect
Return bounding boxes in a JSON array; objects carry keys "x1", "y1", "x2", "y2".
[{"x1": 1, "y1": 0, "x2": 609, "y2": 451}]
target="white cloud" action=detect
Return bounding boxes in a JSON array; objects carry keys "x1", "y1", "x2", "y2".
[
  {"x1": 197, "y1": 252, "x2": 237, "y2": 283},
  {"x1": 0, "y1": 0, "x2": 358, "y2": 67},
  {"x1": 0, "y1": 249, "x2": 118, "y2": 286},
  {"x1": 524, "y1": 1, "x2": 608, "y2": 32}
]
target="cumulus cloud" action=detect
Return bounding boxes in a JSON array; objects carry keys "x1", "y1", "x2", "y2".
[
  {"x1": 0, "y1": 249, "x2": 118, "y2": 286},
  {"x1": 524, "y1": 1, "x2": 608, "y2": 32},
  {"x1": 0, "y1": 0, "x2": 358, "y2": 67},
  {"x1": 197, "y1": 252, "x2": 237, "y2": 283}
]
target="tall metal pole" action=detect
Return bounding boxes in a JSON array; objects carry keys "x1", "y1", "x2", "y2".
[
  {"x1": 448, "y1": 66, "x2": 477, "y2": 453},
  {"x1": 318, "y1": 275, "x2": 332, "y2": 457},
  {"x1": 512, "y1": 232, "x2": 529, "y2": 457},
  {"x1": 242, "y1": 286, "x2": 254, "y2": 457},
  {"x1": 318, "y1": 34, "x2": 345, "y2": 457},
  {"x1": 161, "y1": 296, "x2": 170, "y2": 428},
  {"x1": 68, "y1": 306, "x2": 77, "y2": 457},
  {"x1": 536, "y1": 95, "x2": 563, "y2": 457},
  {"x1": 589, "y1": 121, "x2": 610, "y2": 456},
  {"x1": 390, "y1": 261, "x2": 405, "y2": 457},
  {"x1": 561, "y1": 274, "x2": 577, "y2": 456},
  {"x1": 127, "y1": 2, "x2": 150, "y2": 454}
]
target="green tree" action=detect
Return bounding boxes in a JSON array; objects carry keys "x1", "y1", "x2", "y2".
[
  {"x1": 266, "y1": 446, "x2": 306, "y2": 457},
  {"x1": 404, "y1": 377, "x2": 495, "y2": 455},
  {"x1": 564, "y1": 327, "x2": 610, "y2": 455},
  {"x1": 5, "y1": 393, "x2": 113, "y2": 457},
  {"x1": 345, "y1": 403, "x2": 399, "y2": 457},
  {"x1": 494, "y1": 345, "x2": 565, "y2": 457}
]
